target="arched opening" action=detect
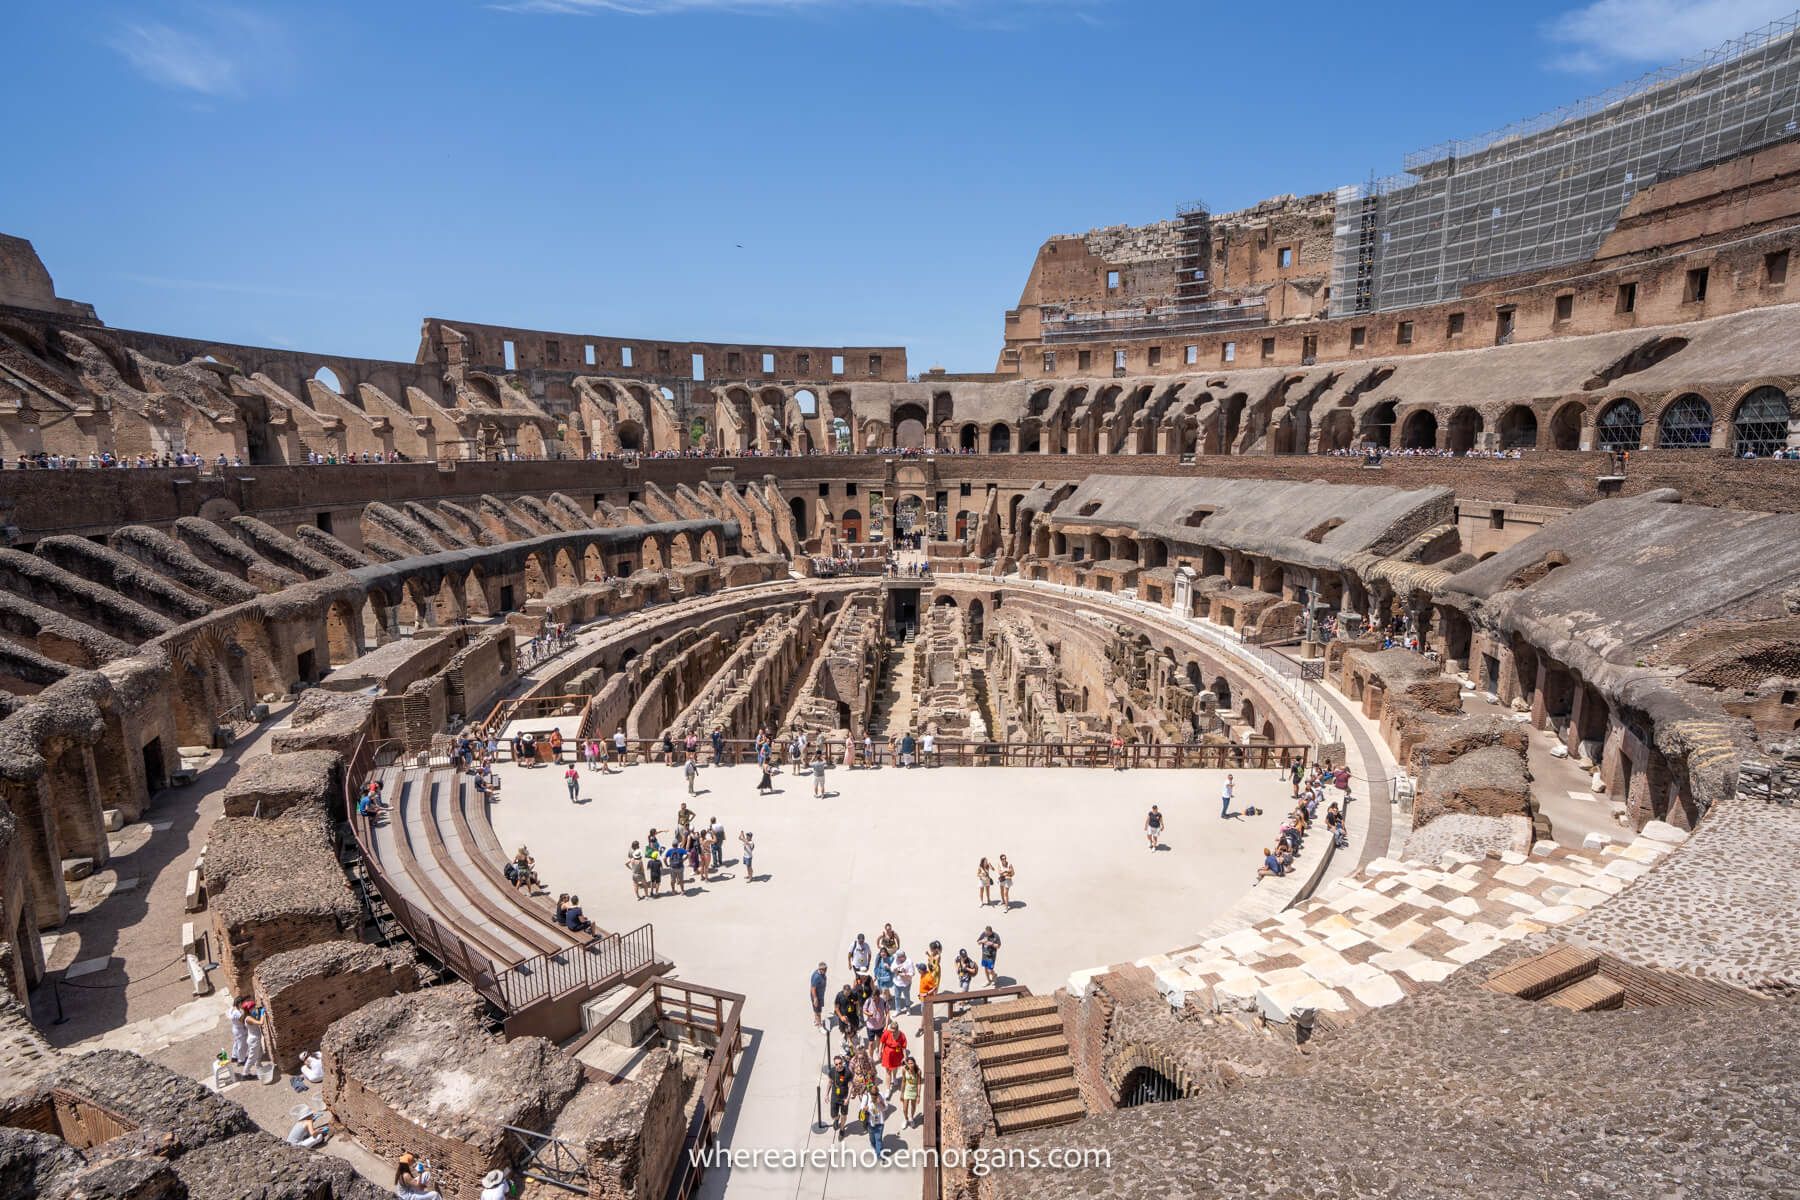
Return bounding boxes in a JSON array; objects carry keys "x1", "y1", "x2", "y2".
[
  {"x1": 789, "y1": 496, "x2": 808, "y2": 539},
  {"x1": 1019, "y1": 419, "x2": 1042, "y2": 454},
  {"x1": 1732, "y1": 386, "x2": 1790, "y2": 456},
  {"x1": 464, "y1": 570, "x2": 493, "y2": 618},
  {"x1": 959, "y1": 423, "x2": 978, "y2": 451},
  {"x1": 1210, "y1": 676, "x2": 1232, "y2": 712},
  {"x1": 617, "y1": 420, "x2": 645, "y2": 452},
  {"x1": 523, "y1": 554, "x2": 551, "y2": 600},
  {"x1": 893, "y1": 403, "x2": 928, "y2": 450},
  {"x1": 1360, "y1": 401, "x2": 1397, "y2": 449},
  {"x1": 1400, "y1": 409, "x2": 1438, "y2": 450},
  {"x1": 1595, "y1": 399, "x2": 1644, "y2": 451},
  {"x1": 1445, "y1": 407, "x2": 1482, "y2": 453},
  {"x1": 841, "y1": 509, "x2": 863, "y2": 542},
  {"x1": 895, "y1": 495, "x2": 924, "y2": 539},
  {"x1": 641, "y1": 536, "x2": 665, "y2": 571},
  {"x1": 1549, "y1": 401, "x2": 1585, "y2": 450},
  {"x1": 1498, "y1": 405, "x2": 1538, "y2": 450},
  {"x1": 830, "y1": 417, "x2": 852, "y2": 453},
  {"x1": 1007, "y1": 494, "x2": 1023, "y2": 532},
  {"x1": 955, "y1": 510, "x2": 971, "y2": 541},
  {"x1": 794, "y1": 388, "x2": 818, "y2": 416},
  {"x1": 325, "y1": 600, "x2": 362, "y2": 665},
  {"x1": 989, "y1": 424, "x2": 1011, "y2": 453},
  {"x1": 554, "y1": 548, "x2": 581, "y2": 588},
  {"x1": 313, "y1": 366, "x2": 343, "y2": 394},
  {"x1": 584, "y1": 544, "x2": 607, "y2": 581},
  {"x1": 1657, "y1": 393, "x2": 1713, "y2": 449},
  {"x1": 699, "y1": 529, "x2": 721, "y2": 559},
  {"x1": 968, "y1": 598, "x2": 985, "y2": 641},
  {"x1": 1317, "y1": 409, "x2": 1354, "y2": 453},
  {"x1": 1118, "y1": 1065, "x2": 1186, "y2": 1108}
]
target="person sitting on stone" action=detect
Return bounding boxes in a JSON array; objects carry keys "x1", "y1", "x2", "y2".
[
  {"x1": 286, "y1": 1112, "x2": 328, "y2": 1149},
  {"x1": 508, "y1": 848, "x2": 540, "y2": 894},
  {"x1": 1257, "y1": 847, "x2": 1286, "y2": 880},
  {"x1": 393, "y1": 1153, "x2": 441, "y2": 1200}
]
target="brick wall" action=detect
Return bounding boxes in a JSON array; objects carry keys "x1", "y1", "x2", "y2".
[{"x1": 253, "y1": 941, "x2": 420, "y2": 1071}]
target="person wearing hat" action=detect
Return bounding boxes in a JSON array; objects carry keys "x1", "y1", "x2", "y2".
[
  {"x1": 393, "y1": 1154, "x2": 440, "y2": 1200},
  {"x1": 481, "y1": 1167, "x2": 516, "y2": 1199}
]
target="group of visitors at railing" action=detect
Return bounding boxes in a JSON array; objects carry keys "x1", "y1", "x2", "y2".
[
  {"x1": 1319, "y1": 445, "x2": 1525, "y2": 460},
  {"x1": 517, "y1": 624, "x2": 573, "y2": 671}
]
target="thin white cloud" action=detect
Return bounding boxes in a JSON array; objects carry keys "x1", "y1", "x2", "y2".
[
  {"x1": 107, "y1": 6, "x2": 289, "y2": 96},
  {"x1": 1545, "y1": 0, "x2": 1797, "y2": 72},
  {"x1": 120, "y1": 273, "x2": 336, "y2": 302}
]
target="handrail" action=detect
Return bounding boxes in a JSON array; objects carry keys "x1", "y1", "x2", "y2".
[{"x1": 657, "y1": 980, "x2": 745, "y2": 1200}]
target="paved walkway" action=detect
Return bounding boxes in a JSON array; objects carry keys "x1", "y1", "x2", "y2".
[{"x1": 490, "y1": 758, "x2": 1295, "y2": 1199}]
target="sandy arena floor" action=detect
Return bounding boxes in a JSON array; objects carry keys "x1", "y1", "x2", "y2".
[{"x1": 490, "y1": 757, "x2": 1297, "y2": 1200}]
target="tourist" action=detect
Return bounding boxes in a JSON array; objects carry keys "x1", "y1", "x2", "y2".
[
  {"x1": 862, "y1": 732, "x2": 874, "y2": 768},
  {"x1": 1290, "y1": 757, "x2": 1304, "y2": 797},
  {"x1": 684, "y1": 755, "x2": 699, "y2": 795},
  {"x1": 879, "y1": 1019, "x2": 908, "y2": 1093},
  {"x1": 394, "y1": 1154, "x2": 441, "y2": 1200},
  {"x1": 661, "y1": 730, "x2": 676, "y2": 765},
  {"x1": 918, "y1": 951, "x2": 941, "y2": 1003},
  {"x1": 555, "y1": 892, "x2": 572, "y2": 923},
  {"x1": 921, "y1": 729, "x2": 935, "y2": 765},
  {"x1": 977, "y1": 925, "x2": 1002, "y2": 986},
  {"x1": 627, "y1": 841, "x2": 647, "y2": 900},
  {"x1": 286, "y1": 1111, "x2": 328, "y2": 1149},
  {"x1": 665, "y1": 839, "x2": 687, "y2": 895},
  {"x1": 1257, "y1": 847, "x2": 1286, "y2": 880},
  {"x1": 1111, "y1": 732, "x2": 1125, "y2": 770},
  {"x1": 757, "y1": 756, "x2": 774, "y2": 794},
  {"x1": 586, "y1": 738, "x2": 602, "y2": 772},
  {"x1": 900, "y1": 730, "x2": 916, "y2": 767},
  {"x1": 998, "y1": 854, "x2": 1015, "y2": 910},
  {"x1": 848, "y1": 932, "x2": 872, "y2": 976},
  {"x1": 1145, "y1": 804, "x2": 1164, "y2": 849},
  {"x1": 828, "y1": 1054, "x2": 851, "y2": 1136},
  {"x1": 876, "y1": 923, "x2": 900, "y2": 957},
  {"x1": 739, "y1": 829, "x2": 755, "y2": 881},
  {"x1": 612, "y1": 726, "x2": 627, "y2": 767},
  {"x1": 810, "y1": 962, "x2": 829, "y2": 1029},
  {"x1": 480, "y1": 1168, "x2": 515, "y2": 1200},
  {"x1": 711, "y1": 727, "x2": 725, "y2": 765},
  {"x1": 873, "y1": 950, "x2": 894, "y2": 1003},
  {"x1": 834, "y1": 984, "x2": 859, "y2": 1036},
  {"x1": 811, "y1": 751, "x2": 828, "y2": 797},
  {"x1": 977, "y1": 857, "x2": 994, "y2": 907},
  {"x1": 862, "y1": 987, "x2": 889, "y2": 1047},
  {"x1": 563, "y1": 895, "x2": 592, "y2": 934},
  {"x1": 1220, "y1": 772, "x2": 1235, "y2": 819},
  {"x1": 954, "y1": 948, "x2": 977, "y2": 991},
  {"x1": 891, "y1": 949, "x2": 915, "y2": 1013},
  {"x1": 861, "y1": 1078, "x2": 886, "y2": 1155},
  {"x1": 508, "y1": 847, "x2": 541, "y2": 895},
  {"x1": 564, "y1": 763, "x2": 579, "y2": 802},
  {"x1": 899, "y1": 1055, "x2": 922, "y2": 1127}
]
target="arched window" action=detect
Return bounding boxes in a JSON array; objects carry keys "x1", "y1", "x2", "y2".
[
  {"x1": 1594, "y1": 399, "x2": 1643, "y2": 451},
  {"x1": 313, "y1": 366, "x2": 343, "y2": 394},
  {"x1": 1118, "y1": 1065, "x2": 1186, "y2": 1108},
  {"x1": 1657, "y1": 394, "x2": 1712, "y2": 449},
  {"x1": 1733, "y1": 387, "x2": 1790, "y2": 456},
  {"x1": 959, "y1": 423, "x2": 978, "y2": 451},
  {"x1": 794, "y1": 388, "x2": 818, "y2": 416},
  {"x1": 988, "y1": 424, "x2": 1011, "y2": 453},
  {"x1": 1498, "y1": 405, "x2": 1538, "y2": 450}
]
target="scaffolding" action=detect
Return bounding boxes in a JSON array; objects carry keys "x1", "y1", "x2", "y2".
[{"x1": 1329, "y1": 10, "x2": 1800, "y2": 316}]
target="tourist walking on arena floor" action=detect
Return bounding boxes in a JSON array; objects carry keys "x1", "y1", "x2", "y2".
[
  {"x1": 739, "y1": 829, "x2": 755, "y2": 881},
  {"x1": 828, "y1": 1053, "x2": 851, "y2": 1136},
  {"x1": 998, "y1": 855, "x2": 1015, "y2": 910},
  {"x1": 900, "y1": 1055, "x2": 922, "y2": 1126},
  {"x1": 1146, "y1": 805, "x2": 1164, "y2": 848},
  {"x1": 879, "y1": 1020, "x2": 907, "y2": 1093},
  {"x1": 613, "y1": 727, "x2": 627, "y2": 767},
  {"x1": 811, "y1": 751, "x2": 828, "y2": 797},
  {"x1": 977, "y1": 857, "x2": 994, "y2": 906},
  {"x1": 978, "y1": 925, "x2": 1002, "y2": 986},
  {"x1": 757, "y1": 756, "x2": 774, "y2": 794},
  {"x1": 711, "y1": 727, "x2": 725, "y2": 765},
  {"x1": 891, "y1": 950, "x2": 915, "y2": 1013},
  {"x1": 1220, "y1": 772, "x2": 1235, "y2": 819},
  {"x1": 954, "y1": 948, "x2": 977, "y2": 991},
  {"x1": 834, "y1": 983, "x2": 859, "y2": 1036},
  {"x1": 684, "y1": 755, "x2": 698, "y2": 795},
  {"x1": 848, "y1": 932, "x2": 872, "y2": 976},
  {"x1": 810, "y1": 962, "x2": 828, "y2": 1029},
  {"x1": 627, "y1": 842, "x2": 647, "y2": 900},
  {"x1": 564, "y1": 764, "x2": 579, "y2": 802}
]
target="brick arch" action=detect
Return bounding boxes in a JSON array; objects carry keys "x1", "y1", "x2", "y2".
[{"x1": 1101, "y1": 1041, "x2": 1200, "y2": 1110}]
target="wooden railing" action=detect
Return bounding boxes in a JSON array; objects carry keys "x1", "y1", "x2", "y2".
[
  {"x1": 567, "y1": 977, "x2": 745, "y2": 1200},
  {"x1": 492, "y1": 733, "x2": 1310, "y2": 771},
  {"x1": 345, "y1": 736, "x2": 658, "y2": 1020},
  {"x1": 919, "y1": 984, "x2": 1028, "y2": 1200}
]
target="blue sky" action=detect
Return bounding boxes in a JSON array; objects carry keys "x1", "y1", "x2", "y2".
[{"x1": 4, "y1": 0, "x2": 1794, "y2": 371}]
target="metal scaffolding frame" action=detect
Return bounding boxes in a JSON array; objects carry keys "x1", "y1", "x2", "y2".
[{"x1": 1329, "y1": 10, "x2": 1800, "y2": 316}]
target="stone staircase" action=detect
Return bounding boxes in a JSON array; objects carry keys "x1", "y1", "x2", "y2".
[
  {"x1": 868, "y1": 643, "x2": 917, "y2": 738},
  {"x1": 970, "y1": 995, "x2": 1083, "y2": 1134}
]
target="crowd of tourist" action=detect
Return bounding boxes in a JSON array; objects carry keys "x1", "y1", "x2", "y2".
[
  {"x1": 1319, "y1": 445, "x2": 1526, "y2": 460},
  {"x1": 9, "y1": 450, "x2": 245, "y2": 470},
  {"x1": 815, "y1": 919, "x2": 1002, "y2": 1150}
]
